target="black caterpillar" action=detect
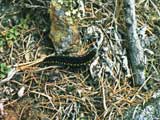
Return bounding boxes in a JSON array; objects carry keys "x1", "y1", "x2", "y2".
[{"x1": 42, "y1": 48, "x2": 97, "y2": 66}]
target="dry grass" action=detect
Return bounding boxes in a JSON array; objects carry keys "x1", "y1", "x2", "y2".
[{"x1": 0, "y1": 0, "x2": 160, "y2": 120}]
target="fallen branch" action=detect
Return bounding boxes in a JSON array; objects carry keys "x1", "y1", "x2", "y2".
[{"x1": 123, "y1": 0, "x2": 145, "y2": 85}]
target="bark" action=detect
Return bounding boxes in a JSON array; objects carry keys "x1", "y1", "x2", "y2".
[{"x1": 123, "y1": 0, "x2": 145, "y2": 85}]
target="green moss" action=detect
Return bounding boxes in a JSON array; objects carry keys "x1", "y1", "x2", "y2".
[{"x1": 0, "y1": 63, "x2": 11, "y2": 79}]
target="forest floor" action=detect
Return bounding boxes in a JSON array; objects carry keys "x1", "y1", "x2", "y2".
[{"x1": 0, "y1": 0, "x2": 160, "y2": 120}]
